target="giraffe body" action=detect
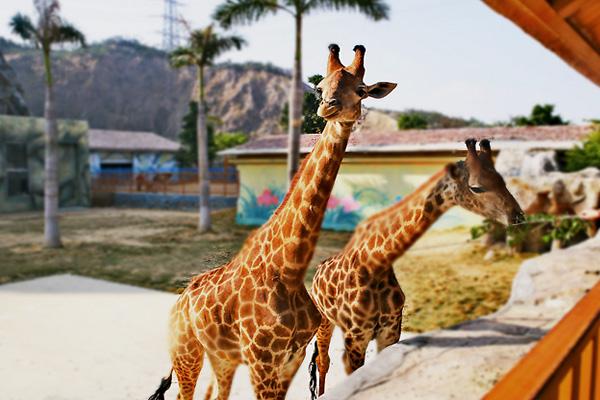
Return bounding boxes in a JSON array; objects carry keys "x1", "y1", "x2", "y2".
[
  {"x1": 311, "y1": 140, "x2": 524, "y2": 396},
  {"x1": 150, "y1": 44, "x2": 397, "y2": 400}
]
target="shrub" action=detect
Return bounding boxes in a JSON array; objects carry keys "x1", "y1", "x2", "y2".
[{"x1": 564, "y1": 126, "x2": 600, "y2": 172}]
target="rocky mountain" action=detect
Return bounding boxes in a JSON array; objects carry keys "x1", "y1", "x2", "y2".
[
  {"x1": 0, "y1": 48, "x2": 28, "y2": 116},
  {"x1": 1, "y1": 38, "x2": 291, "y2": 138}
]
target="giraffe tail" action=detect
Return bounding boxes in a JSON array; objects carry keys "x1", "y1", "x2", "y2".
[
  {"x1": 148, "y1": 369, "x2": 173, "y2": 400},
  {"x1": 309, "y1": 341, "x2": 319, "y2": 400}
]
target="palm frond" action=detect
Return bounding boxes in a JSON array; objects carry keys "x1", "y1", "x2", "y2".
[
  {"x1": 55, "y1": 23, "x2": 86, "y2": 47},
  {"x1": 9, "y1": 14, "x2": 39, "y2": 43},
  {"x1": 205, "y1": 35, "x2": 247, "y2": 62},
  {"x1": 169, "y1": 47, "x2": 197, "y2": 68},
  {"x1": 213, "y1": 0, "x2": 280, "y2": 29},
  {"x1": 305, "y1": 0, "x2": 389, "y2": 20}
]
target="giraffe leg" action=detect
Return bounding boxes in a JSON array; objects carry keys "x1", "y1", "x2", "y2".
[
  {"x1": 248, "y1": 353, "x2": 305, "y2": 400},
  {"x1": 342, "y1": 333, "x2": 370, "y2": 375},
  {"x1": 376, "y1": 314, "x2": 403, "y2": 353},
  {"x1": 170, "y1": 335, "x2": 204, "y2": 400},
  {"x1": 316, "y1": 319, "x2": 334, "y2": 396},
  {"x1": 204, "y1": 355, "x2": 238, "y2": 400}
]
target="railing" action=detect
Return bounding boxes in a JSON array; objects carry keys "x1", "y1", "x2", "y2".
[
  {"x1": 91, "y1": 165, "x2": 239, "y2": 197},
  {"x1": 485, "y1": 280, "x2": 600, "y2": 399}
]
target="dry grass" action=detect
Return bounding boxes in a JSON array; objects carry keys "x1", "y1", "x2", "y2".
[{"x1": 0, "y1": 208, "x2": 531, "y2": 332}]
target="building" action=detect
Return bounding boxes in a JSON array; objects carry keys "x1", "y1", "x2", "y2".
[
  {"x1": 221, "y1": 125, "x2": 591, "y2": 231},
  {"x1": 0, "y1": 115, "x2": 89, "y2": 213},
  {"x1": 88, "y1": 129, "x2": 180, "y2": 175}
]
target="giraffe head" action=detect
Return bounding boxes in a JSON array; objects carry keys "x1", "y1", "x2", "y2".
[
  {"x1": 447, "y1": 139, "x2": 525, "y2": 226},
  {"x1": 316, "y1": 44, "x2": 396, "y2": 123}
]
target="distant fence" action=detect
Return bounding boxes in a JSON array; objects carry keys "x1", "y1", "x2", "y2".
[
  {"x1": 485, "y1": 280, "x2": 600, "y2": 399},
  {"x1": 91, "y1": 166, "x2": 239, "y2": 198}
]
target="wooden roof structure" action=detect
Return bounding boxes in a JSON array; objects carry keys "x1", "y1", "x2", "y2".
[{"x1": 483, "y1": 0, "x2": 600, "y2": 86}]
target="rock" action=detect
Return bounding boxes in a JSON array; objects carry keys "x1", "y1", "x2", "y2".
[{"x1": 0, "y1": 49, "x2": 28, "y2": 116}]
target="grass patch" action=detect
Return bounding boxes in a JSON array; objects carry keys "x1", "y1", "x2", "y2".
[{"x1": 0, "y1": 208, "x2": 530, "y2": 332}]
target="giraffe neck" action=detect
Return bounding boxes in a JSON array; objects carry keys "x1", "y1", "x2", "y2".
[
  {"x1": 259, "y1": 120, "x2": 353, "y2": 286},
  {"x1": 346, "y1": 168, "x2": 457, "y2": 269}
]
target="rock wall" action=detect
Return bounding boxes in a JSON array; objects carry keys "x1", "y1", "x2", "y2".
[{"x1": 0, "y1": 50, "x2": 28, "y2": 116}]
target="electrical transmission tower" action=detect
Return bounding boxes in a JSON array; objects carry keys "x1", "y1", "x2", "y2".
[{"x1": 162, "y1": 0, "x2": 183, "y2": 51}]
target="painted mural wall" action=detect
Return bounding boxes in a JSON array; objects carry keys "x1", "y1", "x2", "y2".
[
  {"x1": 0, "y1": 115, "x2": 89, "y2": 213},
  {"x1": 89, "y1": 152, "x2": 178, "y2": 176},
  {"x1": 234, "y1": 157, "x2": 483, "y2": 231}
]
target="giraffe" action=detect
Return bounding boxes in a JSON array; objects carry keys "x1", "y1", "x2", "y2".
[
  {"x1": 148, "y1": 44, "x2": 396, "y2": 400},
  {"x1": 310, "y1": 139, "x2": 524, "y2": 396}
]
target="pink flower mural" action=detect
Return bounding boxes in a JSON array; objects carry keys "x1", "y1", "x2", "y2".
[
  {"x1": 340, "y1": 196, "x2": 361, "y2": 212},
  {"x1": 327, "y1": 196, "x2": 340, "y2": 209},
  {"x1": 257, "y1": 189, "x2": 280, "y2": 206}
]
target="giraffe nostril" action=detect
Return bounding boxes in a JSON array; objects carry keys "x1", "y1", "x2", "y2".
[{"x1": 328, "y1": 99, "x2": 339, "y2": 107}]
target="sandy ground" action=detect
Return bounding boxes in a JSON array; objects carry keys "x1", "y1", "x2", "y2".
[{"x1": 0, "y1": 274, "x2": 413, "y2": 400}]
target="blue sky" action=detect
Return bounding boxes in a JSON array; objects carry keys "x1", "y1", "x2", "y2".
[{"x1": 1, "y1": 0, "x2": 599, "y2": 124}]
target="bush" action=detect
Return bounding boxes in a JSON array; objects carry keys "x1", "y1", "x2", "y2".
[{"x1": 564, "y1": 127, "x2": 600, "y2": 172}]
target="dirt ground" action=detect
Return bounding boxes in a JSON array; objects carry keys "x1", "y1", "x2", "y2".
[{"x1": 0, "y1": 208, "x2": 531, "y2": 332}]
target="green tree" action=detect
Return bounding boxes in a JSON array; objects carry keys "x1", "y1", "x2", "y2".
[
  {"x1": 10, "y1": 0, "x2": 86, "y2": 248},
  {"x1": 280, "y1": 74, "x2": 325, "y2": 134},
  {"x1": 564, "y1": 125, "x2": 600, "y2": 172},
  {"x1": 397, "y1": 113, "x2": 428, "y2": 130},
  {"x1": 169, "y1": 25, "x2": 245, "y2": 232},
  {"x1": 214, "y1": 0, "x2": 389, "y2": 183},
  {"x1": 511, "y1": 104, "x2": 568, "y2": 126},
  {"x1": 176, "y1": 102, "x2": 248, "y2": 166}
]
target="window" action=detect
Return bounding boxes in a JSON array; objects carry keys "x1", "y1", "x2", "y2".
[{"x1": 6, "y1": 143, "x2": 29, "y2": 197}]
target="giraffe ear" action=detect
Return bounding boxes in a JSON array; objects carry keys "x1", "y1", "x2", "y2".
[
  {"x1": 446, "y1": 163, "x2": 460, "y2": 180},
  {"x1": 366, "y1": 82, "x2": 397, "y2": 99}
]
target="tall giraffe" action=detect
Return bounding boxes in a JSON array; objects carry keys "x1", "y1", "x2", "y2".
[
  {"x1": 148, "y1": 44, "x2": 396, "y2": 400},
  {"x1": 310, "y1": 139, "x2": 524, "y2": 396}
]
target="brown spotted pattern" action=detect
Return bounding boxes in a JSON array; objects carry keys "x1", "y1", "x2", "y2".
[
  {"x1": 311, "y1": 140, "x2": 524, "y2": 396},
  {"x1": 166, "y1": 45, "x2": 397, "y2": 400}
]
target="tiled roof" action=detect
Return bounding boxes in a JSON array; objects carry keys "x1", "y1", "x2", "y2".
[
  {"x1": 220, "y1": 125, "x2": 591, "y2": 156},
  {"x1": 88, "y1": 129, "x2": 180, "y2": 152}
]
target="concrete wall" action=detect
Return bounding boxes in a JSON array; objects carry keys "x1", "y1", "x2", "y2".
[
  {"x1": 233, "y1": 155, "x2": 483, "y2": 231},
  {"x1": 0, "y1": 115, "x2": 89, "y2": 213}
]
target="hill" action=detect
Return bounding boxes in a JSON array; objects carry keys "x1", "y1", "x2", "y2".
[{"x1": 1, "y1": 38, "x2": 291, "y2": 138}]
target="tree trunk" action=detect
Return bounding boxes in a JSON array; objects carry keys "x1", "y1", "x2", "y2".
[
  {"x1": 197, "y1": 66, "x2": 211, "y2": 232},
  {"x1": 43, "y1": 49, "x2": 61, "y2": 248},
  {"x1": 287, "y1": 14, "x2": 303, "y2": 184}
]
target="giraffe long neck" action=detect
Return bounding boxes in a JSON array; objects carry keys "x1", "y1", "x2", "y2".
[
  {"x1": 345, "y1": 168, "x2": 457, "y2": 270},
  {"x1": 259, "y1": 121, "x2": 353, "y2": 286}
]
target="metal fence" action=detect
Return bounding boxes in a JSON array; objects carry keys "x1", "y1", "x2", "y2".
[{"x1": 91, "y1": 165, "x2": 239, "y2": 197}]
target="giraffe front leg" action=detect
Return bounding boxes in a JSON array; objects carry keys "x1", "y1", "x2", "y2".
[
  {"x1": 316, "y1": 319, "x2": 334, "y2": 396},
  {"x1": 376, "y1": 314, "x2": 403, "y2": 353},
  {"x1": 342, "y1": 333, "x2": 370, "y2": 375}
]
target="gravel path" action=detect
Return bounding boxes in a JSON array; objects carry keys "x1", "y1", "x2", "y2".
[{"x1": 0, "y1": 274, "x2": 410, "y2": 400}]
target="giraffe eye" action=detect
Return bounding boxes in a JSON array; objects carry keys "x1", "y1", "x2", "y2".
[
  {"x1": 356, "y1": 88, "x2": 367, "y2": 98},
  {"x1": 315, "y1": 87, "x2": 323, "y2": 98},
  {"x1": 469, "y1": 186, "x2": 487, "y2": 194}
]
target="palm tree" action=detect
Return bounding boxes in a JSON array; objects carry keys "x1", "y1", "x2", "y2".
[
  {"x1": 170, "y1": 25, "x2": 245, "y2": 232},
  {"x1": 10, "y1": 0, "x2": 86, "y2": 248},
  {"x1": 214, "y1": 0, "x2": 389, "y2": 183}
]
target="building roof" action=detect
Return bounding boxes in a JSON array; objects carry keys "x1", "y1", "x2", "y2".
[
  {"x1": 220, "y1": 125, "x2": 591, "y2": 157},
  {"x1": 483, "y1": 0, "x2": 600, "y2": 87},
  {"x1": 88, "y1": 129, "x2": 180, "y2": 152}
]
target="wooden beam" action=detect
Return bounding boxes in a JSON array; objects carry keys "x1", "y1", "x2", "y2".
[
  {"x1": 553, "y1": 0, "x2": 592, "y2": 18},
  {"x1": 483, "y1": 0, "x2": 600, "y2": 87}
]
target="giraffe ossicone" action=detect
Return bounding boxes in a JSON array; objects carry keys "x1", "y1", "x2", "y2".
[
  {"x1": 148, "y1": 44, "x2": 396, "y2": 400},
  {"x1": 310, "y1": 139, "x2": 524, "y2": 396}
]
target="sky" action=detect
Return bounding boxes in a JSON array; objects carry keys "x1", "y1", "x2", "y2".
[{"x1": 1, "y1": 0, "x2": 599, "y2": 124}]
